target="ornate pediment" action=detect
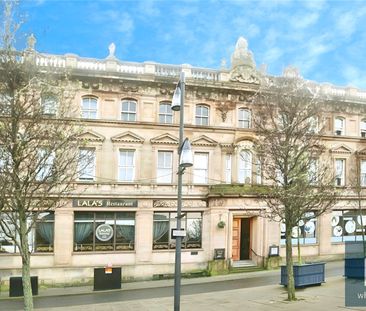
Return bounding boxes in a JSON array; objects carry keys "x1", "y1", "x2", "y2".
[
  {"x1": 76, "y1": 130, "x2": 105, "y2": 142},
  {"x1": 357, "y1": 148, "x2": 366, "y2": 156},
  {"x1": 111, "y1": 131, "x2": 145, "y2": 144},
  {"x1": 329, "y1": 144, "x2": 353, "y2": 154},
  {"x1": 150, "y1": 133, "x2": 179, "y2": 145},
  {"x1": 191, "y1": 135, "x2": 218, "y2": 147}
]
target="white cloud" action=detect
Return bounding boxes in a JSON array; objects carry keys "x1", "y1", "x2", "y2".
[
  {"x1": 290, "y1": 12, "x2": 319, "y2": 29},
  {"x1": 262, "y1": 47, "x2": 283, "y2": 64},
  {"x1": 343, "y1": 65, "x2": 366, "y2": 89}
]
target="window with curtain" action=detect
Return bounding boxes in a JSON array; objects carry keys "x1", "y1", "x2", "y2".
[
  {"x1": 238, "y1": 108, "x2": 251, "y2": 128},
  {"x1": 334, "y1": 117, "x2": 345, "y2": 135},
  {"x1": 193, "y1": 152, "x2": 209, "y2": 184},
  {"x1": 78, "y1": 148, "x2": 96, "y2": 181},
  {"x1": 159, "y1": 102, "x2": 173, "y2": 124},
  {"x1": 153, "y1": 212, "x2": 202, "y2": 250},
  {"x1": 157, "y1": 151, "x2": 173, "y2": 183},
  {"x1": 361, "y1": 120, "x2": 366, "y2": 138},
  {"x1": 361, "y1": 160, "x2": 366, "y2": 187},
  {"x1": 81, "y1": 96, "x2": 98, "y2": 119},
  {"x1": 119, "y1": 150, "x2": 135, "y2": 182},
  {"x1": 195, "y1": 105, "x2": 209, "y2": 126},
  {"x1": 225, "y1": 154, "x2": 232, "y2": 184},
  {"x1": 280, "y1": 212, "x2": 317, "y2": 245},
  {"x1": 238, "y1": 150, "x2": 252, "y2": 183},
  {"x1": 331, "y1": 210, "x2": 366, "y2": 242},
  {"x1": 335, "y1": 159, "x2": 345, "y2": 186},
  {"x1": 0, "y1": 212, "x2": 54, "y2": 253},
  {"x1": 74, "y1": 212, "x2": 135, "y2": 252},
  {"x1": 121, "y1": 99, "x2": 137, "y2": 121}
]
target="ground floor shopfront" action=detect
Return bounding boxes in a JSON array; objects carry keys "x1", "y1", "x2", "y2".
[{"x1": 0, "y1": 196, "x2": 360, "y2": 285}]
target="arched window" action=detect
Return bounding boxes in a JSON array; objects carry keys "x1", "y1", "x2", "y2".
[
  {"x1": 238, "y1": 150, "x2": 252, "y2": 183},
  {"x1": 361, "y1": 119, "x2": 366, "y2": 138},
  {"x1": 238, "y1": 108, "x2": 251, "y2": 128},
  {"x1": 81, "y1": 96, "x2": 98, "y2": 119},
  {"x1": 334, "y1": 117, "x2": 345, "y2": 135},
  {"x1": 195, "y1": 105, "x2": 209, "y2": 126},
  {"x1": 159, "y1": 102, "x2": 173, "y2": 124},
  {"x1": 121, "y1": 99, "x2": 137, "y2": 121}
]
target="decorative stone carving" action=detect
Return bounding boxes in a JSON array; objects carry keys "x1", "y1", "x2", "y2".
[
  {"x1": 150, "y1": 133, "x2": 179, "y2": 145},
  {"x1": 191, "y1": 135, "x2": 218, "y2": 147},
  {"x1": 329, "y1": 144, "x2": 353, "y2": 154},
  {"x1": 230, "y1": 37, "x2": 259, "y2": 84},
  {"x1": 111, "y1": 131, "x2": 145, "y2": 144},
  {"x1": 107, "y1": 42, "x2": 116, "y2": 59},
  {"x1": 153, "y1": 200, "x2": 207, "y2": 208},
  {"x1": 216, "y1": 101, "x2": 236, "y2": 122},
  {"x1": 27, "y1": 34, "x2": 36, "y2": 50},
  {"x1": 283, "y1": 66, "x2": 301, "y2": 78},
  {"x1": 76, "y1": 130, "x2": 105, "y2": 142}
]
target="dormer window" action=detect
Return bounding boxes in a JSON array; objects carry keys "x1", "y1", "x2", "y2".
[
  {"x1": 334, "y1": 117, "x2": 345, "y2": 136},
  {"x1": 361, "y1": 120, "x2": 366, "y2": 138}
]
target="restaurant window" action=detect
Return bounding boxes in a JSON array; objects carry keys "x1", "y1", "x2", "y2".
[
  {"x1": 153, "y1": 212, "x2": 202, "y2": 250},
  {"x1": 280, "y1": 212, "x2": 317, "y2": 245},
  {"x1": 331, "y1": 210, "x2": 366, "y2": 242},
  {"x1": 74, "y1": 212, "x2": 135, "y2": 252},
  {"x1": 0, "y1": 212, "x2": 54, "y2": 253}
]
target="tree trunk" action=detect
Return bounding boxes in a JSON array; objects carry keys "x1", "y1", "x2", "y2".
[
  {"x1": 20, "y1": 217, "x2": 34, "y2": 311},
  {"x1": 285, "y1": 227, "x2": 296, "y2": 301}
]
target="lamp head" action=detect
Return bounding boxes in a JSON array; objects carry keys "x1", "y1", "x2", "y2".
[
  {"x1": 179, "y1": 138, "x2": 193, "y2": 167},
  {"x1": 171, "y1": 86, "x2": 181, "y2": 111}
]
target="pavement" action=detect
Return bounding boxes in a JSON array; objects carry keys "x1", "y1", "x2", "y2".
[{"x1": 0, "y1": 261, "x2": 361, "y2": 311}]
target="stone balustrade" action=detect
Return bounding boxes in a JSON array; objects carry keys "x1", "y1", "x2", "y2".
[{"x1": 29, "y1": 51, "x2": 366, "y2": 103}]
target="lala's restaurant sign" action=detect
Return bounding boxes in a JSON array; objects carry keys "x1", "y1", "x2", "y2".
[{"x1": 73, "y1": 198, "x2": 138, "y2": 208}]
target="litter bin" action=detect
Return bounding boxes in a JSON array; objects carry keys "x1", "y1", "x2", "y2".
[
  {"x1": 9, "y1": 276, "x2": 38, "y2": 297},
  {"x1": 93, "y1": 267, "x2": 121, "y2": 291}
]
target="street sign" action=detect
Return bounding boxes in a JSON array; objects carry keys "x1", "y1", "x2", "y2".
[{"x1": 171, "y1": 229, "x2": 186, "y2": 239}]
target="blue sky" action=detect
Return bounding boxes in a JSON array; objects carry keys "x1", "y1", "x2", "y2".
[{"x1": 15, "y1": 0, "x2": 366, "y2": 89}]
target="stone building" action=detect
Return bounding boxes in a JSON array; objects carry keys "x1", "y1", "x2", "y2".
[{"x1": 1, "y1": 37, "x2": 366, "y2": 285}]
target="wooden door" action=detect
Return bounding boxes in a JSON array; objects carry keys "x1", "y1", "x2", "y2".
[{"x1": 232, "y1": 218, "x2": 241, "y2": 261}]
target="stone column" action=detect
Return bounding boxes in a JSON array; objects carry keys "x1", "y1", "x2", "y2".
[
  {"x1": 54, "y1": 208, "x2": 74, "y2": 266},
  {"x1": 318, "y1": 212, "x2": 332, "y2": 256},
  {"x1": 135, "y1": 209, "x2": 153, "y2": 263}
]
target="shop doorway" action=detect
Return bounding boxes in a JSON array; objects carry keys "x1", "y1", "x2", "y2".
[{"x1": 232, "y1": 217, "x2": 251, "y2": 261}]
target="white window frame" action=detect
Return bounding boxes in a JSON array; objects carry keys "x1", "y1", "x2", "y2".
[
  {"x1": 195, "y1": 105, "x2": 209, "y2": 126},
  {"x1": 225, "y1": 154, "x2": 232, "y2": 184},
  {"x1": 81, "y1": 97, "x2": 98, "y2": 119},
  {"x1": 193, "y1": 152, "x2": 209, "y2": 184},
  {"x1": 238, "y1": 150, "x2": 252, "y2": 183},
  {"x1": 238, "y1": 108, "x2": 251, "y2": 128},
  {"x1": 361, "y1": 120, "x2": 366, "y2": 138},
  {"x1": 42, "y1": 96, "x2": 57, "y2": 115},
  {"x1": 36, "y1": 149, "x2": 55, "y2": 181},
  {"x1": 121, "y1": 100, "x2": 137, "y2": 122},
  {"x1": 118, "y1": 150, "x2": 135, "y2": 182},
  {"x1": 361, "y1": 160, "x2": 366, "y2": 187},
  {"x1": 159, "y1": 102, "x2": 173, "y2": 124},
  {"x1": 335, "y1": 159, "x2": 345, "y2": 186},
  {"x1": 308, "y1": 158, "x2": 318, "y2": 185},
  {"x1": 157, "y1": 151, "x2": 173, "y2": 183},
  {"x1": 78, "y1": 148, "x2": 96, "y2": 181},
  {"x1": 256, "y1": 159, "x2": 262, "y2": 184},
  {"x1": 334, "y1": 117, "x2": 345, "y2": 136}
]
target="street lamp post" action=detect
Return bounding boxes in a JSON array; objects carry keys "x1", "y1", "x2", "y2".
[{"x1": 171, "y1": 71, "x2": 193, "y2": 311}]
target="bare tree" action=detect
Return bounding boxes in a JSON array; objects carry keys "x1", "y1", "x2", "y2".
[
  {"x1": 0, "y1": 2, "x2": 87, "y2": 310},
  {"x1": 252, "y1": 75, "x2": 337, "y2": 301}
]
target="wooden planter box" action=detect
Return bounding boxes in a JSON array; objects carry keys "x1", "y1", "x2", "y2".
[
  {"x1": 280, "y1": 262, "x2": 325, "y2": 287},
  {"x1": 345, "y1": 258, "x2": 364, "y2": 279}
]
